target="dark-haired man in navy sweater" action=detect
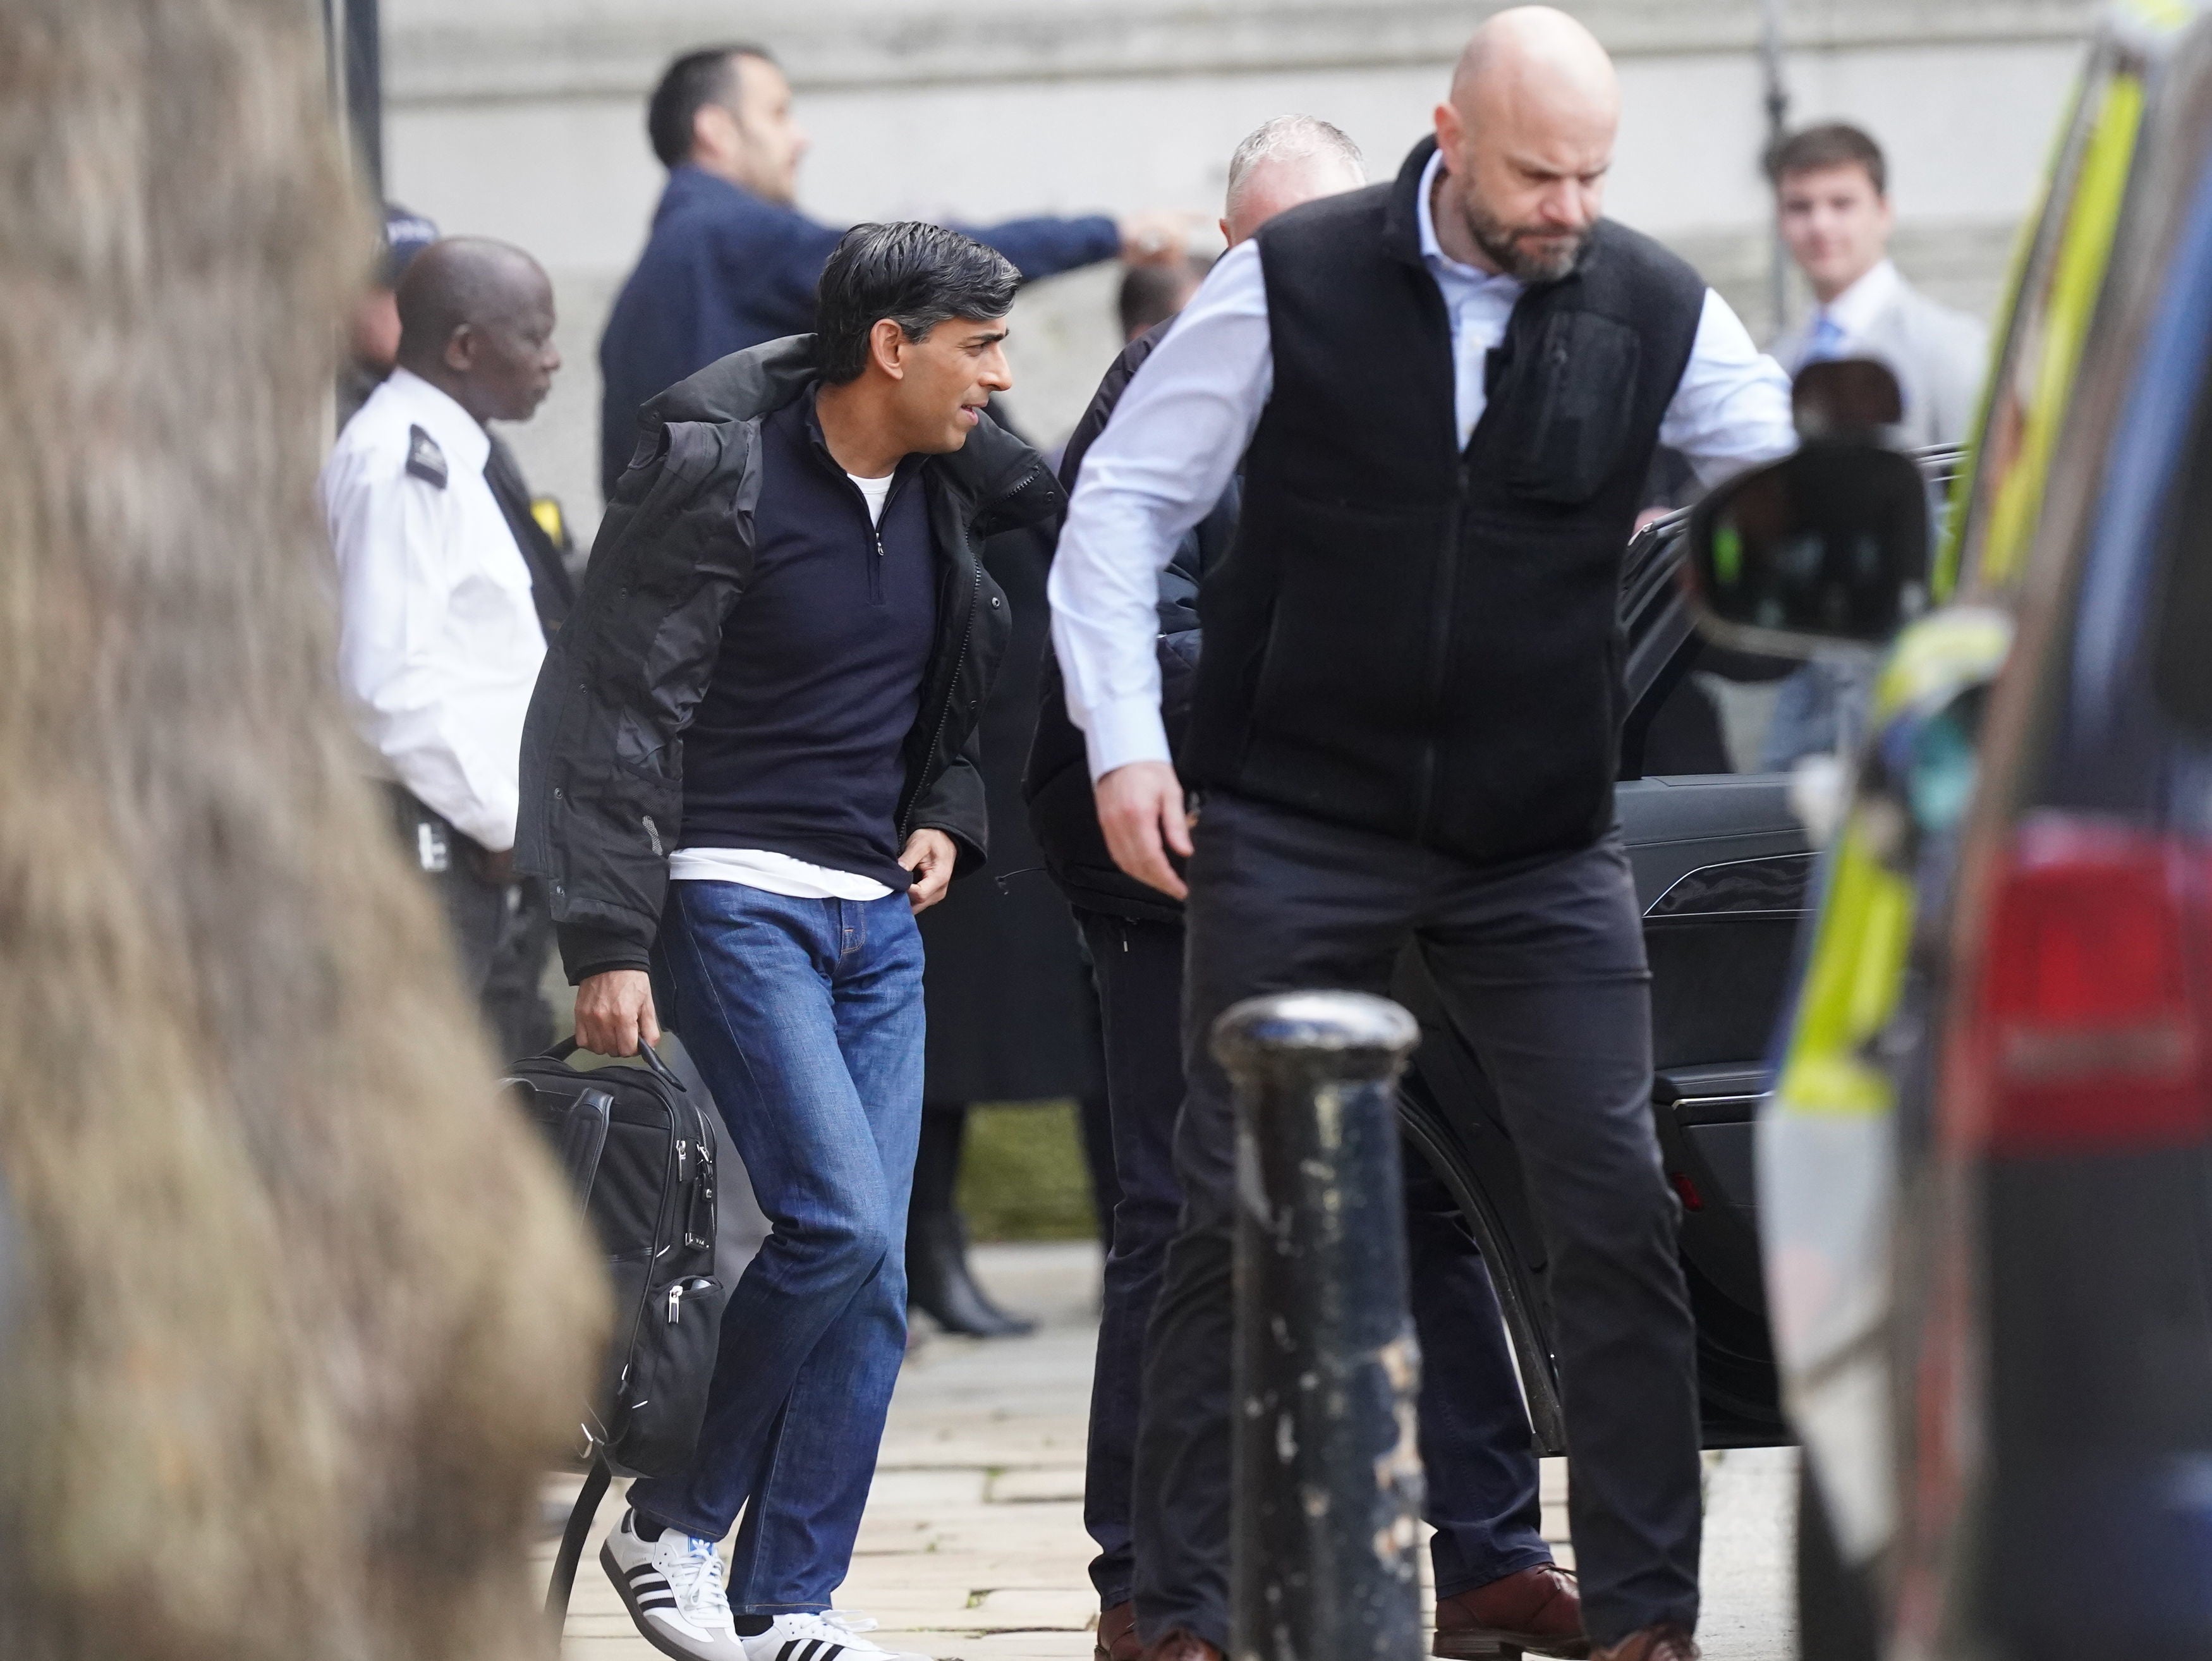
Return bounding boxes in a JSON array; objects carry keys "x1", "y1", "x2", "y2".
[{"x1": 525, "y1": 221, "x2": 1064, "y2": 1661}]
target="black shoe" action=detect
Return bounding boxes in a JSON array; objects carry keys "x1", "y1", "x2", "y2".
[{"x1": 906, "y1": 1212, "x2": 1035, "y2": 1337}]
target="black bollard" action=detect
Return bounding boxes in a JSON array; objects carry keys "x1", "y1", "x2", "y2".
[{"x1": 1217, "y1": 991, "x2": 1425, "y2": 1661}]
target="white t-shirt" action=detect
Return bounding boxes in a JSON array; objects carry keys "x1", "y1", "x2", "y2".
[
  {"x1": 849, "y1": 469, "x2": 895, "y2": 525},
  {"x1": 667, "y1": 467, "x2": 907, "y2": 903}
]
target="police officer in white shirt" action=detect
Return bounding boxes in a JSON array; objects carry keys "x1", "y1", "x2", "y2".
[{"x1": 319, "y1": 236, "x2": 562, "y2": 997}]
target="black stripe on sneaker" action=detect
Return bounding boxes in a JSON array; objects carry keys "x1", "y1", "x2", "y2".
[
  {"x1": 627, "y1": 1564, "x2": 665, "y2": 1586},
  {"x1": 798, "y1": 1643, "x2": 823, "y2": 1661},
  {"x1": 777, "y1": 1643, "x2": 800, "y2": 1661},
  {"x1": 822, "y1": 1646, "x2": 845, "y2": 1661},
  {"x1": 637, "y1": 1597, "x2": 678, "y2": 1612}
]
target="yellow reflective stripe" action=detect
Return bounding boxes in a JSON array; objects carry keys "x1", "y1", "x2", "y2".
[
  {"x1": 1979, "y1": 73, "x2": 2145, "y2": 591},
  {"x1": 1934, "y1": 123, "x2": 2061, "y2": 600},
  {"x1": 1869, "y1": 608, "x2": 2014, "y2": 724},
  {"x1": 1773, "y1": 826, "x2": 1917, "y2": 1119}
]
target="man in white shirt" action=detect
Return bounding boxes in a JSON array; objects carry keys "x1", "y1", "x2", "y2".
[
  {"x1": 319, "y1": 236, "x2": 562, "y2": 997},
  {"x1": 1048, "y1": 11, "x2": 1796, "y2": 1661},
  {"x1": 1761, "y1": 122, "x2": 1990, "y2": 769}
]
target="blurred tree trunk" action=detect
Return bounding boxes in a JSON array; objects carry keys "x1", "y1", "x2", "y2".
[{"x1": 0, "y1": 2, "x2": 602, "y2": 1657}]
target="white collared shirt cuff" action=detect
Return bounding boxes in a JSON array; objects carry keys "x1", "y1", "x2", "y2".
[{"x1": 1082, "y1": 697, "x2": 1175, "y2": 782}]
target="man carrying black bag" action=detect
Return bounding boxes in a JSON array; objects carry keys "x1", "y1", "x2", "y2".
[{"x1": 519, "y1": 223, "x2": 1053, "y2": 1661}]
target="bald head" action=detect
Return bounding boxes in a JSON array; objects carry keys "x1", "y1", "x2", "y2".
[
  {"x1": 1431, "y1": 6, "x2": 1620, "y2": 283},
  {"x1": 1450, "y1": 6, "x2": 1619, "y2": 115},
  {"x1": 392, "y1": 238, "x2": 560, "y2": 425}
]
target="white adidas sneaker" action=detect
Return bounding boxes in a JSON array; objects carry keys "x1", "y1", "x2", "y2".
[
  {"x1": 600, "y1": 1506, "x2": 749, "y2": 1661},
  {"x1": 739, "y1": 1610, "x2": 930, "y2": 1661}
]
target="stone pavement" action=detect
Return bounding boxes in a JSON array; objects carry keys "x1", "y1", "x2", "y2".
[{"x1": 547, "y1": 1241, "x2": 1798, "y2": 1661}]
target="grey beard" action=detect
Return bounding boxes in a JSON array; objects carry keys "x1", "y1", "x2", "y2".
[{"x1": 1463, "y1": 197, "x2": 1588, "y2": 284}]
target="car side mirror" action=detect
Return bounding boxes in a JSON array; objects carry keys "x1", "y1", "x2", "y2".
[{"x1": 1682, "y1": 441, "x2": 1933, "y2": 657}]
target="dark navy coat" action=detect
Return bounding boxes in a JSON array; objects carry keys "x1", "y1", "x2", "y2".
[{"x1": 597, "y1": 166, "x2": 1121, "y2": 495}]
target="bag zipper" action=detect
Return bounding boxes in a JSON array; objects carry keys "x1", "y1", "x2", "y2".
[
  {"x1": 613, "y1": 1085, "x2": 714, "y2": 1426},
  {"x1": 664, "y1": 1277, "x2": 715, "y2": 1323},
  {"x1": 684, "y1": 1102, "x2": 717, "y2": 1251}
]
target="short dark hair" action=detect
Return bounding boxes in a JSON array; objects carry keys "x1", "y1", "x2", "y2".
[
  {"x1": 814, "y1": 223, "x2": 1020, "y2": 385},
  {"x1": 647, "y1": 44, "x2": 772, "y2": 169},
  {"x1": 1766, "y1": 122, "x2": 1888, "y2": 196},
  {"x1": 1117, "y1": 255, "x2": 1211, "y2": 339}
]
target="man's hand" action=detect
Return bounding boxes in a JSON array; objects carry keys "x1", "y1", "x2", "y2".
[
  {"x1": 1095, "y1": 760, "x2": 1193, "y2": 900},
  {"x1": 900, "y1": 828, "x2": 958, "y2": 913},
  {"x1": 574, "y1": 968, "x2": 660, "y2": 1057},
  {"x1": 1117, "y1": 210, "x2": 1200, "y2": 266}
]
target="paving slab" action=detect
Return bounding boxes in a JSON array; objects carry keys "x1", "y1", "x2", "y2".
[{"x1": 553, "y1": 1241, "x2": 1794, "y2": 1661}]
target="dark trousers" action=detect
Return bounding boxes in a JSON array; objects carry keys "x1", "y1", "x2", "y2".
[
  {"x1": 1078, "y1": 908, "x2": 1550, "y2": 1615},
  {"x1": 391, "y1": 789, "x2": 506, "y2": 992},
  {"x1": 391, "y1": 789, "x2": 554, "y2": 1060},
  {"x1": 1131, "y1": 792, "x2": 1702, "y2": 1652},
  {"x1": 483, "y1": 876, "x2": 558, "y2": 1062}
]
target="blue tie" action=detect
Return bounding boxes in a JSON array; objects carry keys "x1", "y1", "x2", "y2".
[{"x1": 1805, "y1": 313, "x2": 1849, "y2": 363}]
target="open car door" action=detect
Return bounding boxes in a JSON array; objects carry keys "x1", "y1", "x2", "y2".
[{"x1": 1395, "y1": 449, "x2": 1964, "y2": 1453}]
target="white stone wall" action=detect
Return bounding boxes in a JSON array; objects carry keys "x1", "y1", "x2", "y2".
[{"x1": 382, "y1": 0, "x2": 2098, "y2": 535}]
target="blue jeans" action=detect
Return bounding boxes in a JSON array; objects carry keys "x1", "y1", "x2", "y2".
[{"x1": 626, "y1": 881, "x2": 925, "y2": 1614}]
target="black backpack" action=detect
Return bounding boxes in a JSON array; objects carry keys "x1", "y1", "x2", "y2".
[{"x1": 504, "y1": 1040, "x2": 736, "y2": 1480}]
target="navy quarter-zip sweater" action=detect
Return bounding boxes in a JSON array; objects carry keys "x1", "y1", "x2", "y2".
[{"x1": 679, "y1": 391, "x2": 938, "y2": 890}]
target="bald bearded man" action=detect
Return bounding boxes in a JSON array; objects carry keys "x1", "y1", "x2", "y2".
[
  {"x1": 1049, "y1": 13, "x2": 1796, "y2": 1661},
  {"x1": 1036, "y1": 117, "x2": 1586, "y2": 1661}
]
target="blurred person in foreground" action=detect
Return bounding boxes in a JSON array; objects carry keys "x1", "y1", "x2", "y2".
[
  {"x1": 522, "y1": 224, "x2": 1062, "y2": 1661},
  {"x1": 599, "y1": 42, "x2": 1193, "y2": 495},
  {"x1": 1031, "y1": 114, "x2": 1588, "y2": 1661},
  {"x1": 1759, "y1": 121, "x2": 1988, "y2": 771},
  {"x1": 320, "y1": 237, "x2": 568, "y2": 1042},
  {"x1": 1050, "y1": 11, "x2": 1799, "y2": 1660}
]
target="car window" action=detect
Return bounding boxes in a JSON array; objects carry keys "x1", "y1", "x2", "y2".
[{"x1": 1945, "y1": 51, "x2": 2146, "y2": 600}]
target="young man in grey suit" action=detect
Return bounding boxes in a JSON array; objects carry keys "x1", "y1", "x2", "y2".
[
  {"x1": 1758, "y1": 121, "x2": 1990, "y2": 768},
  {"x1": 1768, "y1": 122, "x2": 1988, "y2": 448}
]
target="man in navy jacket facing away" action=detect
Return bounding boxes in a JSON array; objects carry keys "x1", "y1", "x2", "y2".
[{"x1": 599, "y1": 43, "x2": 1189, "y2": 495}]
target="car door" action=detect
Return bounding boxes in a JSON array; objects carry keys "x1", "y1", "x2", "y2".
[{"x1": 1396, "y1": 509, "x2": 1821, "y2": 1452}]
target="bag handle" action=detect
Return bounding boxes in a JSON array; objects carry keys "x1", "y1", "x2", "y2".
[{"x1": 544, "y1": 1035, "x2": 689, "y2": 1093}]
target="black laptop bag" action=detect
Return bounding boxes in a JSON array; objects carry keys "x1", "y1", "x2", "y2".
[{"x1": 504, "y1": 1039, "x2": 735, "y2": 1480}]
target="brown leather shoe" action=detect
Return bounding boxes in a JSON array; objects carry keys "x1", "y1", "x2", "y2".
[
  {"x1": 1433, "y1": 1564, "x2": 1589, "y2": 1659},
  {"x1": 1097, "y1": 1602, "x2": 1143, "y2": 1661},
  {"x1": 1139, "y1": 1631, "x2": 1224, "y2": 1661},
  {"x1": 1589, "y1": 1625, "x2": 1698, "y2": 1661}
]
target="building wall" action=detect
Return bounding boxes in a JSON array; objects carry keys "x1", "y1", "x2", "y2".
[{"x1": 383, "y1": 0, "x2": 2098, "y2": 535}]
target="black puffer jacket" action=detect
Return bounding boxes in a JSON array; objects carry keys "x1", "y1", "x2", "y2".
[
  {"x1": 520, "y1": 334, "x2": 1064, "y2": 980},
  {"x1": 1024, "y1": 324, "x2": 1239, "y2": 923}
]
